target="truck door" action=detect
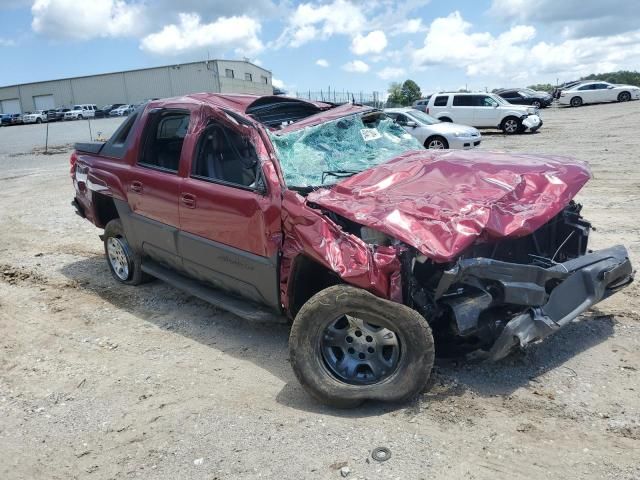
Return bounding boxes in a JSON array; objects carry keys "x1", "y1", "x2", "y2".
[
  {"x1": 124, "y1": 108, "x2": 191, "y2": 270},
  {"x1": 177, "y1": 117, "x2": 282, "y2": 309}
]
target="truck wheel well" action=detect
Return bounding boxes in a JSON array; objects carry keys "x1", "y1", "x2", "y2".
[
  {"x1": 288, "y1": 256, "x2": 340, "y2": 318},
  {"x1": 93, "y1": 192, "x2": 119, "y2": 228}
]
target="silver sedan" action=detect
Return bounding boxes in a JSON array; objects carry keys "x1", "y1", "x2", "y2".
[{"x1": 384, "y1": 107, "x2": 482, "y2": 149}]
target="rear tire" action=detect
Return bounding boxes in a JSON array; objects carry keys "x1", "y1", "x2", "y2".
[
  {"x1": 103, "y1": 219, "x2": 150, "y2": 286},
  {"x1": 531, "y1": 100, "x2": 541, "y2": 108},
  {"x1": 618, "y1": 91, "x2": 631, "y2": 102},
  {"x1": 501, "y1": 116, "x2": 521, "y2": 134},
  {"x1": 425, "y1": 135, "x2": 449, "y2": 149},
  {"x1": 570, "y1": 96, "x2": 583, "y2": 107},
  {"x1": 289, "y1": 285, "x2": 435, "y2": 408}
]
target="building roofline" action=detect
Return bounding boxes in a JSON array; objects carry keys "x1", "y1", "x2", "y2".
[{"x1": 0, "y1": 59, "x2": 272, "y2": 90}]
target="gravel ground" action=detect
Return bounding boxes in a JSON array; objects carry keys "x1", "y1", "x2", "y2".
[{"x1": 0, "y1": 103, "x2": 639, "y2": 480}]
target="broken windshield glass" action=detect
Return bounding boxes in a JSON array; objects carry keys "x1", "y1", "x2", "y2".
[{"x1": 269, "y1": 113, "x2": 423, "y2": 187}]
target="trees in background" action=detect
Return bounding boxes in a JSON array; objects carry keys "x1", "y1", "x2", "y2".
[{"x1": 387, "y1": 79, "x2": 422, "y2": 106}]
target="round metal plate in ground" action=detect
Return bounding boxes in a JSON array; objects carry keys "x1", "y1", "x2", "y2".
[{"x1": 371, "y1": 447, "x2": 391, "y2": 462}]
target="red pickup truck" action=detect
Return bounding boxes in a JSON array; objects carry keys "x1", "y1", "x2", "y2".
[{"x1": 71, "y1": 94, "x2": 633, "y2": 407}]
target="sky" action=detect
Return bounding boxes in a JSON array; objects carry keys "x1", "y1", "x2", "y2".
[{"x1": 1, "y1": 0, "x2": 639, "y2": 96}]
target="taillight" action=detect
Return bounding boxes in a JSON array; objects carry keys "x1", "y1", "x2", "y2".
[{"x1": 70, "y1": 150, "x2": 78, "y2": 176}]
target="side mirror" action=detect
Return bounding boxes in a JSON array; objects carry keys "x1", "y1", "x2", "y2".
[{"x1": 405, "y1": 121, "x2": 418, "y2": 128}]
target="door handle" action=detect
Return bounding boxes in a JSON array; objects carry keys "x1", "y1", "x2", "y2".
[
  {"x1": 131, "y1": 181, "x2": 143, "y2": 193},
  {"x1": 181, "y1": 193, "x2": 196, "y2": 208}
]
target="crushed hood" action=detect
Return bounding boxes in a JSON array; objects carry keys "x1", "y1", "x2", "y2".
[{"x1": 307, "y1": 150, "x2": 591, "y2": 263}]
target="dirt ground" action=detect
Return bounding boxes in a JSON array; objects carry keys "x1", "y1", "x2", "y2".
[{"x1": 1, "y1": 104, "x2": 639, "y2": 480}]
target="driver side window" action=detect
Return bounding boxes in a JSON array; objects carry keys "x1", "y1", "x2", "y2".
[{"x1": 192, "y1": 123, "x2": 259, "y2": 189}]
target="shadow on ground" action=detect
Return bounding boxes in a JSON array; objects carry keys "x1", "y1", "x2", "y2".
[{"x1": 60, "y1": 255, "x2": 615, "y2": 416}]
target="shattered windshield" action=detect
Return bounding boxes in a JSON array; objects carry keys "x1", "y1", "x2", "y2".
[{"x1": 269, "y1": 112, "x2": 422, "y2": 188}]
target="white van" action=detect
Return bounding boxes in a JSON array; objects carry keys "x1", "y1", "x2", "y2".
[
  {"x1": 427, "y1": 93, "x2": 542, "y2": 134},
  {"x1": 64, "y1": 104, "x2": 97, "y2": 120}
]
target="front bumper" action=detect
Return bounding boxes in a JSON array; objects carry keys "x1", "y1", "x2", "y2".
[
  {"x1": 436, "y1": 245, "x2": 633, "y2": 360},
  {"x1": 522, "y1": 114, "x2": 543, "y2": 132},
  {"x1": 451, "y1": 136, "x2": 482, "y2": 149}
]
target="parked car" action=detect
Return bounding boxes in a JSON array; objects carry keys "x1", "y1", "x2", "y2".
[
  {"x1": 426, "y1": 92, "x2": 543, "y2": 134},
  {"x1": 95, "y1": 104, "x2": 124, "y2": 118},
  {"x1": 558, "y1": 81, "x2": 640, "y2": 107},
  {"x1": 411, "y1": 96, "x2": 432, "y2": 112},
  {"x1": 109, "y1": 104, "x2": 133, "y2": 116},
  {"x1": 1, "y1": 113, "x2": 22, "y2": 125},
  {"x1": 47, "y1": 108, "x2": 70, "y2": 122},
  {"x1": 70, "y1": 94, "x2": 633, "y2": 407},
  {"x1": 494, "y1": 88, "x2": 552, "y2": 108},
  {"x1": 385, "y1": 107, "x2": 481, "y2": 149},
  {"x1": 552, "y1": 80, "x2": 583, "y2": 99},
  {"x1": 22, "y1": 110, "x2": 49, "y2": 124},
  {"x1": 64, "y1": 104, "x2": 97, "y2": 120}
]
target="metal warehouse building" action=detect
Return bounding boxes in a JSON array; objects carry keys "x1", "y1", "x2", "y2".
[{"x1": 0, "y1": 59, "x2": 273, "y2": 114}]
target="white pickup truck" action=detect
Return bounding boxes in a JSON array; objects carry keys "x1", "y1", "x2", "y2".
[
  {"x1": 22, "y1": 110, "x2": 48, "y2": 124},
  {"x1": 64, "y1": 104, "x2": 97, "y2": 120}
]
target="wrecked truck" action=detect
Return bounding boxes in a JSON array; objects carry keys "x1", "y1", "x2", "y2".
[{"x1": 70, "y1": 94, "x2": 634, "y2": 407}]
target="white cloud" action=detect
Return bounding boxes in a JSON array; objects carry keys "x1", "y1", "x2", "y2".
[
  {"x1": 350, "y1": 30, "x2": 387, "y2": 55},
  {"x1": 272, "y1": 77, "x2": 288, "y2": 91},
  {"x1": 140, "y1": 13, "x2": 263, "y2": 56},
  {"x1": 315, "y1": 58, "x2": 329, "y2": 67},
  {"x1": 342, "y1": 60, "x2": 370, "y2": 73},
  {"x1": 276, "y1": 0, "x2": 366, "y2": 47},
  {"x1": 405, "y1": 18, "x2": 424, "y2": 33},
  {"x1": 377, "y1": 67, "x2": 405, "y2": 80},
  {"x1": 413, "y1": 11, "x2": 640, "y2": 82},
  {"x1": 489, "y1": 0, "x2": 639, "y2": 38},
  {"x1": 31, "y1": 0, "x2": 143, "y2": 40}
]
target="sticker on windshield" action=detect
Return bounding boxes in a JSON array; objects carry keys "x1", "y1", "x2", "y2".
[{"x1": 360, "y1": 128, "x2": 382, "y2": 142}]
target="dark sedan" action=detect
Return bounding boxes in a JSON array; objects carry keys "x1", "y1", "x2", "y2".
[
  {"x1": 95, "y1": 104, "x2": 124, "y2": 118},
  {"x1": 1, "y1": 113, "x2": 23, "y2": 126},
  {"x1": 47, "y1": 108, "x2": 70, "y2": 122},
  {"x1": 495, "y1": 88, "x2": 553, "y2": 108}
]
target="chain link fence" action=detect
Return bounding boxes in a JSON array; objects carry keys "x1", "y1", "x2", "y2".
[{"x1": 291, "y1": 89, "x2": 387, "y2": 108}]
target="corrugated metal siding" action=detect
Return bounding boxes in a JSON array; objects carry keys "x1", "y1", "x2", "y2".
[
  {"x1": 0, "y1": 60, "x2": 272, "y2": 111},
  {"x1": 72, "y1": 73, "x2": 127, "y2": 106},
  {"x1": 17, "y1": 80, "x2": 74, "y2": 111},
  {"x1": 123, "y1": 67, "x2": 172, "y2": 103},
  {"x1": 168, "y1": 62, "x2": 218, "y2": 96}
]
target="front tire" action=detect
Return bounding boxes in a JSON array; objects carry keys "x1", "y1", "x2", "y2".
[
  {"x1": 103, "y1": 219, "x2": 149, "y2": 285},
  {"x1": 618, "y1": 91, "x2": 631, "y2": 102},
  {"x1": 289, "y1": 285, "x2": 435, "y2": 408},
  {"x1": 36, "y1": 118, "x2": 42, "y2": 124},
  {"x1": 425, "y1": 135, "x2": 449, "y2": 149},
  {"x1": 531, "y1": 100, "x2": 541, "y2": 108},
  {"x1": 570, "y1": 96, "x2": 583, "y2": 107},
  {"x1": 501, "y1": 116, "x2": 521, "y2": 134},
  {"x1": 78, "y1": 114, "x2": 84, "y2": 120}
]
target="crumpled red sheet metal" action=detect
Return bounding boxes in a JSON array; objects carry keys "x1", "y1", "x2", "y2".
[
  {"x1": 279, "y1": 190, "x2": 403, "y2": 308},
  {"x1": 307, "y1": 150, "x2": 592, "y2": 263}
]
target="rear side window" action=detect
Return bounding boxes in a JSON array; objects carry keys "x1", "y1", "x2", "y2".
[
  {"x1": 139, "y1": 111, "x2": 190, "y2": 173},
  {"x1": 452, "y1": 95, "x2": 473, "y2": 106},
  {"x1": 433, "y1": 95, "x2": 448, "y2": 106}
]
